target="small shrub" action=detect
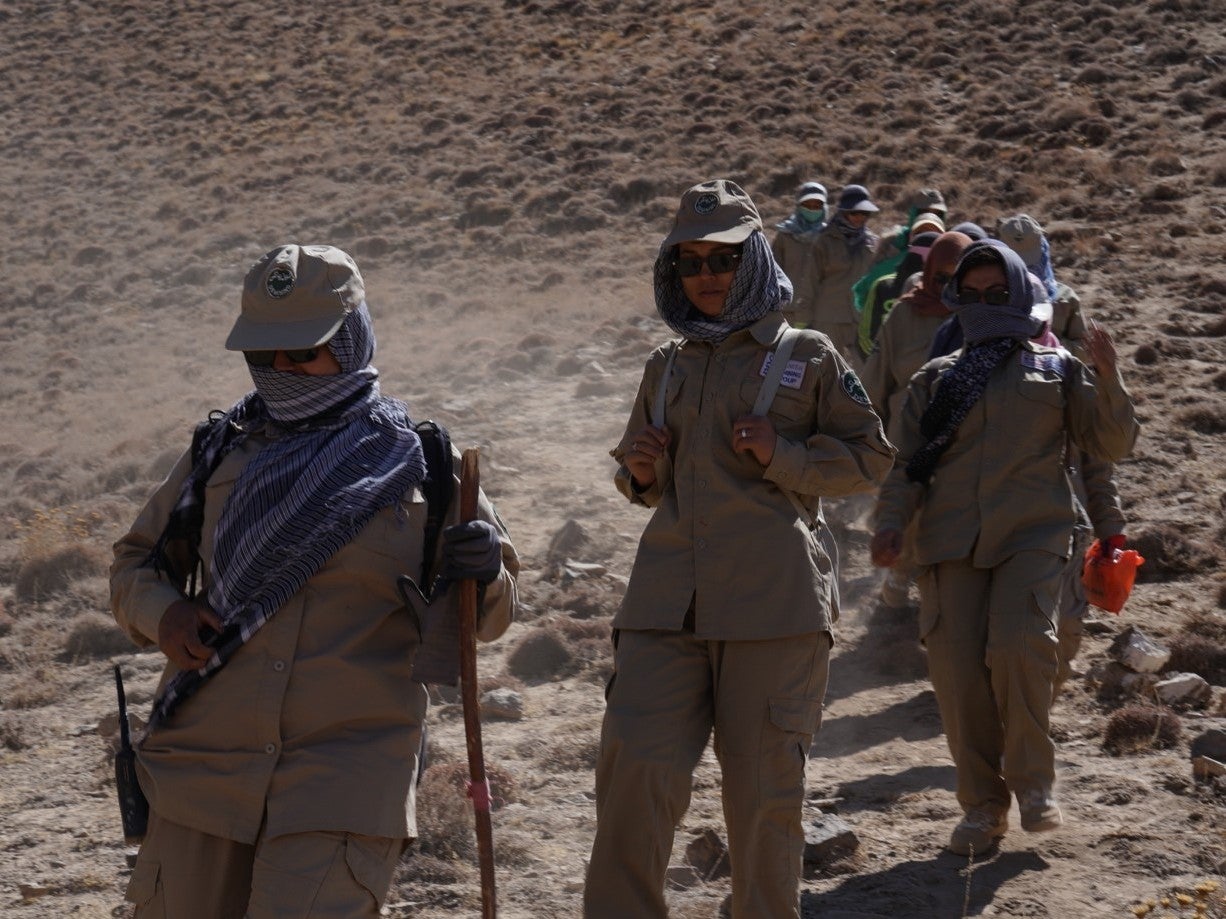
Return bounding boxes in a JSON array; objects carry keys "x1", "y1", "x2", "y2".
[
  {"x1": 1130, "y1": 524, "x2": 1221, "y2": 582},
  {"x1": 1167, "y1": 635, "x2": 1226, "y2": 684},
  {"x1": 14, "y1": 544, "x2": 105, "y2": 601},
  {"x1": 414, "y1": 761, "x2": 518, "y2": 861},
  {"x1": 59, "y1": 612, "x2": 132, "y2": 662},
  {"x1": 506, "y1": 628, "x2": 574, "y2": 682},
  {"x1": 0, "y1": 715, "x2": 27, "y2": 751},
  {"x1": 1103, "y1": 703, "x2": 1182, "y2": 754}
]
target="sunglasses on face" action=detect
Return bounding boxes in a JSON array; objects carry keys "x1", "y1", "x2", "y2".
[
  {"x1": 674, "y1": 250, "x2": 743, "y2": 277},
  {"x1": 244, "y1": 347, "x2": 321, "y2": 367},
  {"x1": 955, "y1": 286, "x2": 1011, "y2": 307},
  {"x1": 932, "y1": 272, "x2": 953, "y2": 286}
]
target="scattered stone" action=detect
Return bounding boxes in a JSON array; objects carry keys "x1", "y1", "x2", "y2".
[
  {"x1": 546, "y1": 520, "x2": 591, "y2": 563},
  {"x1": 1110, "y1": 626, "x2": 1171, "y2": 673},
  {"x1": 1121, "y1": 671, "x2": 1161, "y2": 696},
  {"x1": 803, "y1": 813, "x2": 859, "y2": 869},
  {"x1": 665, "y1": 864, "x2": 701, "y2": 889},
  {"x1": 1192, "y1": 755, "x2": 1226, "y2": 781},
  {"x1": 559, "y1": 560, "x2": 608, "y2": 584},
  {"x1": 1154, "y1": 672, "x2": 1213, "y2": 707},
  {"x1": 1189, "y1": 728, "x2": 1226, "y2": 762},
  {"x1": 479, "y1": 688, "x2": 524, "y2": 721},
  {"x1": 686, "y1": 828, "x2": 731, "y2": 880}
]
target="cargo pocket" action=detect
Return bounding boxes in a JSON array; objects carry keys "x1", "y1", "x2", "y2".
[
  {"x1": 769, "y1": 697, "x2": 823, "y2": 745},
  {"x1": 124, "y1": 857, "x2": 161, "y2": 911},
  {"x1": 344, "y1": 835, "x2": 401, "y2": 910}
]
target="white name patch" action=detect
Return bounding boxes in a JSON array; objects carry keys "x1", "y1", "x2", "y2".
[
  {"x1": 1020, "y1": 351, "x2": 1068, "y2": 378},
  {"x1": 759, "y1": 352, "x2": 807, "y2": 389}
]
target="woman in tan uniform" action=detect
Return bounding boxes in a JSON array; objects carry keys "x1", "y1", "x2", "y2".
[
  {"x1": 583, "y1": 180, "x2": 893, "y2": 918},
  {"x1": 111, "y1": 245, "x2": 519, "y2": 918},
  {"x1": 871, "y1": 239, "x2": 1137, "y2": 856}
]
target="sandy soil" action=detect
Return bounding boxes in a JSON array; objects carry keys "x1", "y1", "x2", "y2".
[{"x1": 1, "y1": 1, "x2": 1224, "y2": 916}]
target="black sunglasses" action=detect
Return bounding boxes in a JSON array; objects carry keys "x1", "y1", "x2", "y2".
[
  {"x1": 931, "y1": 272, "x2": 953, "y2": 286},
  {"x1": 955, "y1": 286, "x2": 1011, "y2": 307},
  {"x1": 674, "y1": 250, "x2": 742, "y2": 278},
  {"x1": 244, "y1": 347, "x2": 321, "y2": 367}
]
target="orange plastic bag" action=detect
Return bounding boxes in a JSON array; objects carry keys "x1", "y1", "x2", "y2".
[{"x1": 1081, "y1": 539, "x2": 1144, "y2": 614}]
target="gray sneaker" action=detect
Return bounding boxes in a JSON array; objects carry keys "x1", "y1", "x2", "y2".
[
  {"x1": 948, "y1": 809, "x2": 1007, "y2": 856},
  {"x1": 1019, "y1": 790, "x2": 1064, "y2": 832}
]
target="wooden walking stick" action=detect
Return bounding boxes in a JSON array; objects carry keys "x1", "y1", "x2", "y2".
[{"x1": 458, "y1": 447, "x2": 497, "y2": 918}]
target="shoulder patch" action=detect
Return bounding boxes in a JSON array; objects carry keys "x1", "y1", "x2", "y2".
[
  {"x1": 1020, "y1": 350, "x2": 1068, "y2": 378},
  {"x1": 841, "y1": 369, "x2": 871, "y2": 406}
]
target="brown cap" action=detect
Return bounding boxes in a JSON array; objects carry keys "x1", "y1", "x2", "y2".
[
  {"x1": 226, "y1": 244, "x2": 365, "y2": 351},
  {"x1": 661, "y1": 180, "x2": 763, "y2": 248}
]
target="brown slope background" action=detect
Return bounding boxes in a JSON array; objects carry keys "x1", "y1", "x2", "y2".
[{"x1": 2, "y1": 0, "x2": 1225, "y2": 916}]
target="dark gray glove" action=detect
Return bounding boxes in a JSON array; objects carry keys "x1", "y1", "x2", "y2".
[{"x1": 440, "y1": 520, "x2": 503, "y2": 585}]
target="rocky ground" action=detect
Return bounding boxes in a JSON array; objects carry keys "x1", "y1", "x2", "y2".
[{"x1": 1, "y1": 1, "x2": 1224, "y2": 916}]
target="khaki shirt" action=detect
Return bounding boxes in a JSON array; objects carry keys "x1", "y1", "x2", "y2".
[
  {"x1": 862, "y1": 303, "x2": 951, "y2": 444},
  {"x1": 111, "y1": 436, "x2": 519, "y2": 844},
  {"x1": 771, "y1": 229, "x2": 822, "y2": 322},
  {"x1": 874, "y1": 341, "x2": 1138, "y2": 569},
  {"x1": 612, "y1": 312, "x2": 894, "y2": 641},
  {"x1": 807, "y1": 222, "x2": 879, "y2": 330}
]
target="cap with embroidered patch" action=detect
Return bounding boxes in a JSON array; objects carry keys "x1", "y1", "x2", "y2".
[
  {"x1": 226, "y1": 244, "x2": 365, "y2": 351},
  {"x1": 662, "y1": 179, "x2": 764, "y2": 248}
]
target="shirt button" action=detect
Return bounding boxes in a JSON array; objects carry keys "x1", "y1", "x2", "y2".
[
  {"x1": 273, "y1": 660, "x2": 285, "y2": 672},
  {"x1": 696, "y1": 538, "x2": 707, "y2": 550},
  {"x1": 698, "y1": 479, "x2": 707, "y2": 489},
  {"x1": 264, "y1": 743, "x2": 277, "y2": 755}
]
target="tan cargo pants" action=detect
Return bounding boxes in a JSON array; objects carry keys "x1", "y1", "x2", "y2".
[
  {"x1": 918, "y1": 550, "x2": 1063, "y2": 817},
  {"x1": 126, "y1": 813, "x2": 403, "y2": 918},
  {"x1": 583, "y1": 626, "x2": 830, "y2": 919}
]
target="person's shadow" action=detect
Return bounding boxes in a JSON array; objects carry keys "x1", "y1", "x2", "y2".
[
  {"x1": 801, "y1": 849, "x2": 1050, "y2": 917},
  {"x1": 811, "y1": 688, "x2": 945, "y2": 761}
]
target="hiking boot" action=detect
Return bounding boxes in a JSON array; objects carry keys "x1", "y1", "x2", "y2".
[
  {"x1": 1019, "y1": 790, "x2": 1064, "y2": 832},
  {"x1": 948, "y1": 809, "x2": 1007, "y2": 856}
]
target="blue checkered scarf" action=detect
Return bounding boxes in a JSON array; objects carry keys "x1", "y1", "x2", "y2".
[
  {"x1": 145, "y1": 303, "x2": 425, "y2": 729},
  {"x1": 653, "y1": 231, "x2": 792, "y2": 343}
]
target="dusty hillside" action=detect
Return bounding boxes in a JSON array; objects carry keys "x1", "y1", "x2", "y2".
[{"x1": 1, "y1": 0, "x2": 1224, "y2": 916}]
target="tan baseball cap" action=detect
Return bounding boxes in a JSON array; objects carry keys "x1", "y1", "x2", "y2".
[
  {"x1": 661, "y1": 180, "x2": 763, "y2": 248},
  {"x1": 908, "y1": 187, "x2": 947, "y2": 215},
  {"x1": 995, "y1": 214, "x2": 1045, "y2": 267},
  {"x1": 225, "y1": 244, "x2": 365, "y2": 351}
]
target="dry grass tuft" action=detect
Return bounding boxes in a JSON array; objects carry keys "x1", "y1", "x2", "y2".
[
  {"x1": 58, "y1": 612, "x2": 132, "y2": 662},
  {"x1": 414, "y1": 761, "x2": 519, "y2": 861},
  {"x1": 1130, "y1": 524, "x2": 1222, "y2": 583},
  {"x1": 0, "y1": 715, "x2": 27, "y2": 751},
  {"x1": 506, "y1": 627, "x2": 575, "y2": 683},
  {"x1": 12, "y1": 505, "x2": 110, "y2": 602},
  {"x1": 1103, "y1": 703, "x2": 1182, "y2": 755},
  {"x1": 1166, "y1": 634, "x2": 1226, "y2": 684}
]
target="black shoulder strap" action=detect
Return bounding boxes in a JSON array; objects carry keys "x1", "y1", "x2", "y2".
[{"x1": 414, "y1": 419, "x2": 454, "y2": 591}]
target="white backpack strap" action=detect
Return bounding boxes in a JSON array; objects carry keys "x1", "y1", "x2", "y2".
[
  {"x1": 752, "y1": 327, "x2": 815, "y2": 527},
  {"x1": 752, "y1": 327, "x2": 800, "y2": 416},
  {"x1": 651, "y1": 340, "x2": 681, "y2": 429}
]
